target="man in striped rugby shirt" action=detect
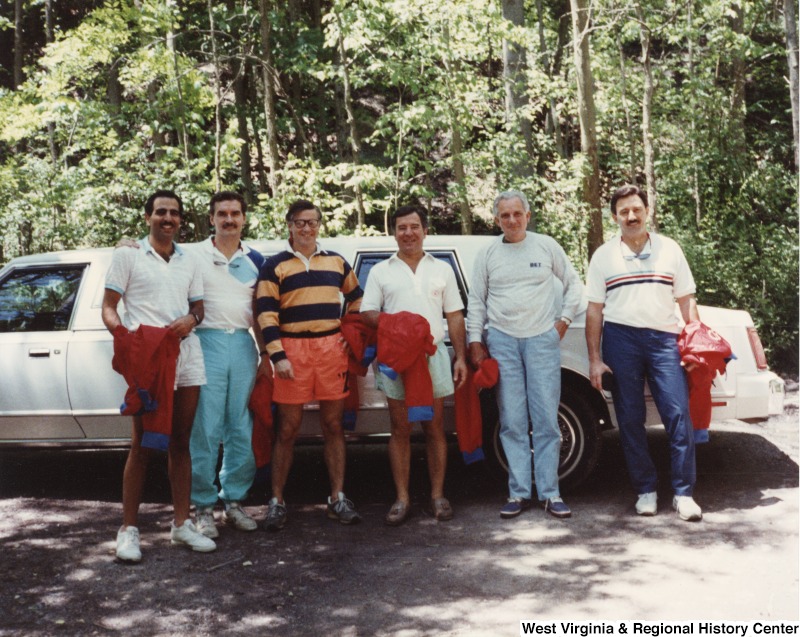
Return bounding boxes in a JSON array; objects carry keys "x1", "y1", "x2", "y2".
[
  {"x1": 256, "y1": 200, "x2": 364, "y2": 530},
  {"x1": 586, "y1": 184, "x2": 703, "y2": 522}
]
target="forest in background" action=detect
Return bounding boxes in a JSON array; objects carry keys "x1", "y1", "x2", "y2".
[{"x1": 0, "y1": 0, "x2": 797, "y2": 371}]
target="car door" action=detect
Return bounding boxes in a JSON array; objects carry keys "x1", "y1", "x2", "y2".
[{"x1": 0, "y1": 264, "x2": 88, "y2": 440}]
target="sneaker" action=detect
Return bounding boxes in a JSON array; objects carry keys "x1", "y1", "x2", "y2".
[
  {"x1": 500, "y1": 498, "x2": 531, "y2": 519},
  {"x1": 116, "y1": 526, "x2": 142, "y2": 562},
  {"x1": 673, "y1": 495, "x2": 702, "y2": 521},
  {"x1": 544, "y1": 497, "x2": 572, "y2": 519},
  {"x1": 170, "y1": 519, "x2": 217, "y2": 552},
  {"x1": 262, "y1": 497, "x2": 287, "y2": 531},
  {"x1": 223, "y1": 502, "x2": 257, "y2": 532},
  {"x1": 195, "y1": 507, "x2": 219, "y2": 538},
  {"x1": 635, "y1": 492, "x2": 658, "y2": 516},
  {"x1": 327, "y1": 492, "x2": 361, "y2": 525}
]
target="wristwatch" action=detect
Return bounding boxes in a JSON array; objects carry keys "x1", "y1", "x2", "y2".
[
  {"x1": 191, "y1": 312, "x2": 202, "y2": 326},
  {"x1": 560, "y1": 316, "x2": 572, "y2": 326}
]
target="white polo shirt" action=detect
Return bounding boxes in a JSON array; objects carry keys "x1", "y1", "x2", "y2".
[
  {"x1": 586, "y1": 232, "x2": 696, "y2": 333},
  {"x1": 105, "y1": 237, "x2": 203, "y2": 331},
  {"x1": 189, "y1": 237, "x2": 260, "y2": 330},
  {"x1": 361, "y1": 252, "x2": 464, "y2": 344}
]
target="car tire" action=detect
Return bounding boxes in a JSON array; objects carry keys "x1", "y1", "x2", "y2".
[{"x1": 481, "y1": 387, "x2": 603, "y2": 492}]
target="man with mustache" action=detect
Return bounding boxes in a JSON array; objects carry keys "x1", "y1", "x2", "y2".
[
  {"x1": 586, "y1": 184, "x2": 702, "y2": 521},
  {"x1": 189, "y1": 191, "x2": 268, "y2": 538},
  {"x1": 103, "y1": 190, "x2": 216, "y2": 562}
]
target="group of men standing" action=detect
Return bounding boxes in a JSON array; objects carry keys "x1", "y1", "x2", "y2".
[{"x1": 104, "y1": 184, "x2": 703, "y2": 563}]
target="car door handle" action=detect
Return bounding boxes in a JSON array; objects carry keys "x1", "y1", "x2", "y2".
[{"x1": 28, "y1": 348, "x2": 51, "y2": 357}]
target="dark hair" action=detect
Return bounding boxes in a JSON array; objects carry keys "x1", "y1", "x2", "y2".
[
  {"x1": 610, "y1": 185, "x2": 648, "y2": 216},
  {"x1": 286, "y1": 199, "x2": 322, "y2": 222},
  {"x1": 210, "y1": 191, "x2": 246, "y2": 216},
  {"x1": 145, "y1": 190, "x2": 183, "y2": 217},
  {"x1": 391, "y1": 205, "x2": 428, "y2": 230}
]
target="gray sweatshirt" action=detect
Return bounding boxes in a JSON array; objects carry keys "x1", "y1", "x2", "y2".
[{"x1": 467, "y1": 232, "x2": 584, "y2": 342}]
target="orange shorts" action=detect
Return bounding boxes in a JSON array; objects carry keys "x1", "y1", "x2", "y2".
[{"x1": 272, "y1": 333, "x2": 350, "y2": 404}]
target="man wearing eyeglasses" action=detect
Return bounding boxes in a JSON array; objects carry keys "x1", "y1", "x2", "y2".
[
  {"x1": 256, "y1": 199, "x2": 364, "y2": 530},
  {"x1": 586, "y1": 184, "x2": 702, "y2": 522}
]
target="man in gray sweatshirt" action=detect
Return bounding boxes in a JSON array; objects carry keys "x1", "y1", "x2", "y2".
[{"x1": 467, "y1": 190, "x2": 583, "y2": 520}]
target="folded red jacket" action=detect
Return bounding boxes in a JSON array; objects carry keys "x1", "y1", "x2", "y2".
[
  {"x1": 678, "y1": 320, "x2": 733, "y2": 442},
  {"x1": 249, "y1": 373, "x2": 275, "y2": 469},
  {"x1": 377, "y1": 312, "x2": 437, "y2": 423},
  {"x1": 112, "y1": 324, "x2": 180, "y2": 451},
  {"x1": 341, "y1": 313, "x2": 378, "y2": 430}
]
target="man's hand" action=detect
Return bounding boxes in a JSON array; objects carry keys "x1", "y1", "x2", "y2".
[
  {"x1": 589, "y1": 359, "x2": 613, "y2": 392},
  {"x1": 338, "y1": 335, "x2": 351, "y2": 356},
  {"x1": 468, "y1": 342, "x2": 486, "y2": 369},
  {"x1": 274, "y1": 358, "x2": 294, "y2": 380},
  {"x1": 554, "y1": 320, "x2": 569, "y2": 340},
  {"x1": 166, "y1": 314, "x2": 197, "y2": 339},
  {"x1": 452, "y1": 357, "x2": 468, "y2": 391},
  {"x1": 257, "y1": 356, "x2": 273, "y2": 379}
]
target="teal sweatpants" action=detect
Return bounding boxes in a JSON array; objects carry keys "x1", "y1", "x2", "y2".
[{"x1": 190, "y1": 329, "x2": 258, "y2": 508}]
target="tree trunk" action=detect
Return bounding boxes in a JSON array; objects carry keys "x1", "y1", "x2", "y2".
[
  {"x1": 569, "y1": 0, "x2": 603, "y2": 258},
  {"x1": 617, "y1": 32, "x2": 636, "y2": 182},
  {"x1": 207, "y1": 0, "x2": 223, "y2": 192},
  {"x1": 635, "y1": 4, "x2": 657, "y2": 230},
  {"x1": 728, "y1": 2, "x2": 747, "y2": 157},
  {"x1": 785, "y1": 0, "x2": 799, "y2": 170},
  {"x1": 234, "y1": 63, "x2": 255, "y2": 206},
  {"x1": 45, "y1": 0, "x2": 58, "y2": 167},
  {"x1": 14, "y1": 0, "x2": 24, "y2": 88},
  {"x1": 502, "y1": 0, "x2": 534, "y2": 174},
  {"x1": 687, "y1": 0, "x2": 702, "y2": 226},
  {"x1": 441, "y1": 21, "x2": 472, "y2": 235},
  {"x1": 334, "y1": 7, "x2": 366, "y2": 229},
  {"x1": 167, "y1": 28, "x2": 192, "y2": 166},
  {"x1": 537, "y1": 0, "x2": 564, "y2": 158},
  {"x1": 250, "y1": 105, "x2": 269, "y2": 194},
  {"x1": 258, "y1": 0, "x2": 281, "y2": 196}
]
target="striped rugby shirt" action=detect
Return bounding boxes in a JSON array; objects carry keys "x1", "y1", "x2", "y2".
[
  {"x1": 586, "y1": 232, "x2": 695, "y2": 334},
  {"x1": 256, "y1": 244, "x2": 363, "y2": 363}
]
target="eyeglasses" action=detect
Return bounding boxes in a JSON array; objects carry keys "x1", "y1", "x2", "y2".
[
  {"x1": 621, "y1": 236, "x2": 652, "y2": 260},
  {"x1": 290, "y1": 218, "x2": 320, "y2": 229}
]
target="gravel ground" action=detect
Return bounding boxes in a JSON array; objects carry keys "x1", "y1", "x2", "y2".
[{"x1": 0, "y1": 388, "x2": 797, "y2": 636}]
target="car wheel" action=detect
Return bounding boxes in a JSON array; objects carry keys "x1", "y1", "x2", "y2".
[{"x1": 481, "y1": 388, "x2": 603, "y2": 492}]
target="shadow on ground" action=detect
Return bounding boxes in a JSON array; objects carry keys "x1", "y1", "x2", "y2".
[{"x1": 0, "y1": 426, "x2": 797, "y2": 635}]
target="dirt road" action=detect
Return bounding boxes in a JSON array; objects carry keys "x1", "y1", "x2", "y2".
[{"x1": 1, "y1": 391, "x2": 797, "y2": 636}]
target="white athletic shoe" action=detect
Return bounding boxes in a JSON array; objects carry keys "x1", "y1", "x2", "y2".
[
  {"x1": 170, "y1": 519, "x2": 217, "y2": 552},
  {"x1": 635, "y1": 492, "x2": 657, "y2": 516}
]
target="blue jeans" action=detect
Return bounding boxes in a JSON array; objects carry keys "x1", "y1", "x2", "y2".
[
  {"x1": 602, "y1": 322, "x2": 695, "y2": 496},
  {"x1": 190, "y1": 329, "x2": 258, "y2": 508},
  {"x1": 487, "y1": 326, "x2": 562, "y2": 501}
]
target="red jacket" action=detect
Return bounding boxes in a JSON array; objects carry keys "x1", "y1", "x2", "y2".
[
  {"x1": 453, "y1": 351, "x2": 498, "y2": 464},
  {"x1": 678, "y1": 320, "x2": 733, "y2": 441},
  {"x1": 377, "y1": 312, "x2": 437, "y2": 422},
  {"x1": 112, "y1": 325, "x2": 180, "y2": 451},
  {"x1": 340, "y1": 314, "x2": 378, "y2": 430},
  {"x1": 249, "y1": 373, "x2": 275, "y2": 468}
]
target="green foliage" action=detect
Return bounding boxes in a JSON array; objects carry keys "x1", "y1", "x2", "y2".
[{"x1": 0, "y1": 0, "x2": 795, "y2": 372}]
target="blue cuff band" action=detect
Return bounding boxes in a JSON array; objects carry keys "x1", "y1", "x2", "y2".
[
  {"x1": 141, "y1": 431, "x2": 170, "y2": 451},
  {"x1": 407, "y1": 405, "x2": 434, "y2": 422}
]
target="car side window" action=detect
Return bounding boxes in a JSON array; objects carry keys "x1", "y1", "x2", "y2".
[{"x1": 0, "y1": 266, "x2": 86, "y2": 332}]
